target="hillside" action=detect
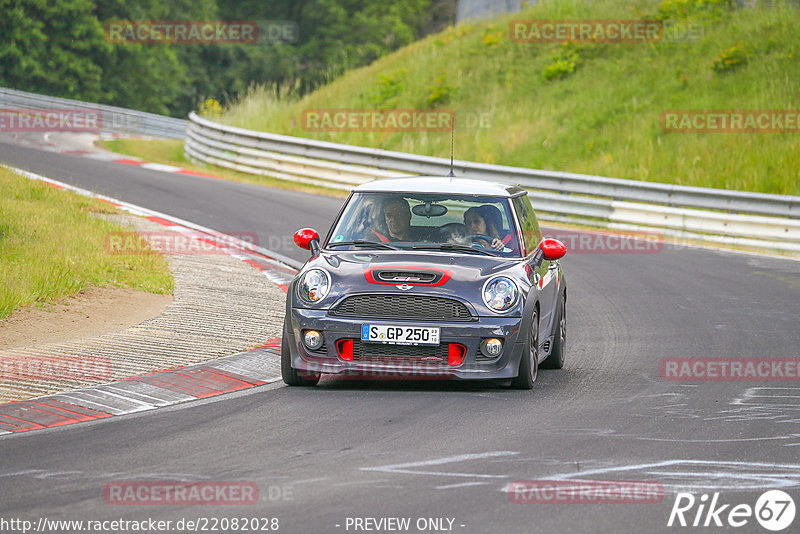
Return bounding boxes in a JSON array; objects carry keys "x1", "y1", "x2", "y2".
[{"x1": 217, "y1": 0, "x2": 800, "y2": 196}]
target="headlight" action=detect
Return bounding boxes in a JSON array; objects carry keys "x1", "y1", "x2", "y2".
[
  {"x1": 298, "y1": 268, "x2": 330, "y2": 303},
  {"x1": 482, "y1": 276, "x2": 518, "y2": 312}
]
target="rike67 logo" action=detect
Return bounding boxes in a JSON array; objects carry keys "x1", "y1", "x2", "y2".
[{"x1": 668, "y1": 490, "x2": 795, "y2": 531}]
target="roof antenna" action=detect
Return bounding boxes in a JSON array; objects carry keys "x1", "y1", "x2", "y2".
[{"x1": 448, "y1": 113, "x2": 455, "y2": 178}]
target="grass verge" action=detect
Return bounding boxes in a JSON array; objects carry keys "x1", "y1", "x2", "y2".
[{"x1": 0, "y1": 166, "x2": 173, "y2": 320}]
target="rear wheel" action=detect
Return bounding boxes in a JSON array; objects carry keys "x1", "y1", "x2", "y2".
[
  {"x1": 281, "y1": 322, "x2": 320, "y2": 386},
  {"x1": 511, "y1": 308, "x2": 539, "y2": 389},
  {"x1": 541, "y1": 291, "x2": 566, "y2": 370}
]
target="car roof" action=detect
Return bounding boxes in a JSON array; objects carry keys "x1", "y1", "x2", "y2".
[{"x1": 353, "y1": 176, "x2": 526, "y2": 197}]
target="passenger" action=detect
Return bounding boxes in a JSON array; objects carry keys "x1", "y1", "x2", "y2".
[{"x1": 464, "y1": 205, "x2": 515, "y2": 251}]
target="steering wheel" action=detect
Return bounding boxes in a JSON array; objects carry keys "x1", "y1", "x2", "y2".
[
  {"x1": 468, "y1": 234, "x2": 494, "y2": 248},
  {"x1": 437, "y1": 222, "x2": 466, "y2": 240}
]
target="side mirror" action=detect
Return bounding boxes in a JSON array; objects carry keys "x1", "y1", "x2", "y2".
[
  {"x1": 294, "y1": 228, "x2": 320, "y2": 257},
  {"x1": 539, "y1": 238, "x2": 567, "y2": 261}
]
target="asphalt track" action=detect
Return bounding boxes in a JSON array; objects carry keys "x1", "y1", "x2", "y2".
[{"x1": 2, "y1": 138, "x2": 800, "y2": 533}]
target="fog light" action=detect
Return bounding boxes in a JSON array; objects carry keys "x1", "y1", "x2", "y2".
[
  {"x1": 303, "y1": 330, "x2": 323, "y2": 350},
  {"x1": 481, "y1": 338, "x2": 503, "y2": 358}
]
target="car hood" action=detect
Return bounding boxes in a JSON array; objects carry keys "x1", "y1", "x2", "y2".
[{"x1": 317, "y1": 250, "x2": 519, "y2": 278}]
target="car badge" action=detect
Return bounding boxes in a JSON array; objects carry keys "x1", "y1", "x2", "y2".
[
  {"x1": 397, "y1": 283, "x2": 413, "y2": 290},
  {"x1": 391, "y1": 276, "x2": 421, "y2": 282}
]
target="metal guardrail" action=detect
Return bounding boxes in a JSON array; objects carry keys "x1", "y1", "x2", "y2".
[
  {"x1": 185, "y1": 111, "x2": 800, "y2": 252},
  {"x1": 0, "y1": 87, "x2": 187, "y2": 139}
]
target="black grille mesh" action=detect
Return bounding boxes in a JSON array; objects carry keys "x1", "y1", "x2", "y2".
[
  {"x1": 332, "y1": 295, "x2": 472, "y2": 321},
  {"x1": 351, "y1": 340, "x2": 452, "y2": 365}
]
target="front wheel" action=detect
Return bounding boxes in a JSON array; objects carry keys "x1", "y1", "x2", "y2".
[
  {"x1": 281, "y1": 323, "x2": 320, "y2": 386},
  {"x1": 541, "y1": 291, "x2": 566, "y2": 370},
  {"x1": 511, "y1": 308, "x2": 539, "y2": 389}
]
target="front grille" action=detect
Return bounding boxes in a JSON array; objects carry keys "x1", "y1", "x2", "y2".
[
  {"x1": 351, "y1": 341, "x2": 452, "y2": 365},
  {"x1": 332, "y1": 295, "x2": 473, "y2": 321}
]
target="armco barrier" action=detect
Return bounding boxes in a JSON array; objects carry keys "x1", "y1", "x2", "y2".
[
  {"x1": 0, "y1": 87, "x2": 187, "y2": 139},
  {"x1": 185, "y1": 112, "x2": 800, "y2": 252}
]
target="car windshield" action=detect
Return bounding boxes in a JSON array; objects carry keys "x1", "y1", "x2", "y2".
[{"x1": 326, "y1": 192, "x2": 521, "y2": 257}]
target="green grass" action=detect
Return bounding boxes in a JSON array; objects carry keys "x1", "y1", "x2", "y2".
[
  {"x1": 0, "y1": 166, "x2": 173, "y2": 320},
  {"x1": 98, "y1": 138, "x2": 348, "y2": 198},
  {"x1": 216, "y1": 0, "x2": 800, "y2": 196}
]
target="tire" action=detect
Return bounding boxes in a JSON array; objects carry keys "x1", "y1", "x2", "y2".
[
  {"x1": 511, "y1": 308, "x2": 539, "y2": 389},
  {"x1": 541, "y1": 291, "x2": 566, "y2": 370},
  {"x1": 281, "y1": 322, "x2": 320, "y2": 387}
]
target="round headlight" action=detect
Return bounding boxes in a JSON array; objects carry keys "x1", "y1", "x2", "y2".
[
  {"x1": 298, "y1": 268, "x2": 330, "y2": 303},
  {"x1": 482, "y1": 276, "x2": 518, "y2": 312}
]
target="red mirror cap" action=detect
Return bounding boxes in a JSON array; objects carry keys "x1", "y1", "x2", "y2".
[
  {"x1": 540, "y1": 238, "x2": 567, "y2": 261},
  {"x1": 294, "y1": 228, "x2": 319, "y2": 250}
]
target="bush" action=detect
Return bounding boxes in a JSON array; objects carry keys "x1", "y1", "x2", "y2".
[
  {"x1": 372, "y1": 69, "x2": 409, "y2": 108},
  {"x1": 543, "y1": 42, "x2": 581, "y2": 81},
  {"x1": 711, "y1": 42, "x2": 750, "y2": 72},
  {"x1": 426, "y1": 73, "x2": 452, "y2": 106},
  {"x1": 657, "y1": 0, "x2": 736, "y2": 21},
  {"x1": 199, "y1": 98, "x2": 223, "y2": 117}
]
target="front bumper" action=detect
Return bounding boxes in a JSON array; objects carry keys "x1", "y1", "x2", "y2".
[{"x1": 285, "y1": 307, "x2": 526, "y2": 380}]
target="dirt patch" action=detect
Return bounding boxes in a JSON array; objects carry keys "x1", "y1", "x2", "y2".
[{"x1": 0, "y1": 286, "x2": 173, "y2": 350}]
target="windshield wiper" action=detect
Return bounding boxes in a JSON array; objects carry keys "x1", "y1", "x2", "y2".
[
  {"x1": 411, "y1": 244, "x2": 495, "y2": 256},
  {"x1": 327, "y1": 240, "x2": 400, "y2": 250}
]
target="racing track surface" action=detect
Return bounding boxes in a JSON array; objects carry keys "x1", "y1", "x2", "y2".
[{"x1": 2, "y1": 138, "x2": 800, "y2": 533}]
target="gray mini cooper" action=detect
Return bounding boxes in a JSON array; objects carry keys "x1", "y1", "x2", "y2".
[{"x1": 282, "y1": 177, "x2": 567, "y2": 389}]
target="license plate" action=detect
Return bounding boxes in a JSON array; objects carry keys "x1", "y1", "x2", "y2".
[{"x1": 361, "y1": 324, "x2": 440, "y2": 345}]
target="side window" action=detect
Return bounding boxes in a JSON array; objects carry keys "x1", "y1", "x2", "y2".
[{"x1": 512, "y1": 195, "x2": 542, "y2": 255}]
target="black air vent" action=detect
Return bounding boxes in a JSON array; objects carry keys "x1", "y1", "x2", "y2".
[{"x1": 377, "y1": 270, "x2": 438, "y2": 283}]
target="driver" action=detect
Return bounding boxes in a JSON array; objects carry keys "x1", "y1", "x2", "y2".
[
  {"x1": 367, "y1": 196, "x2": 414, "y2": 242},
  {"x1": 464, "y1": 205, "x2": 514, "y2": 251}
]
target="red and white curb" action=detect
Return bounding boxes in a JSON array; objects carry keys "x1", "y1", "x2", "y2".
[
  {"x1": 31, "y1": 132, "x2": 225, "y2": 180},
  {"x1": 110, "y1": 158, "x2": 223, "y2": 180},
  {"x1": 0, "y1": 340, "x2": 283, "y2": 435},
  {"x1": 0, "y1": 165, "x2": 301, "y2": 435}
]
